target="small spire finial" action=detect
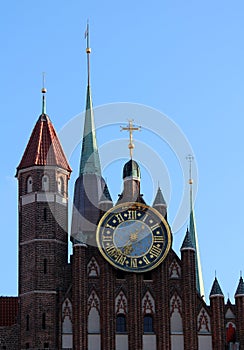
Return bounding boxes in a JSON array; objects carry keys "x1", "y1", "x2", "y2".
[
  {"x1": 41, "y1": 72, "x2": 47, "y2": 114},
  {"x1": 120, "y1": 119, "x2": 141, "y2": 158},
  {"x1": 84, "y1": 20, "x2": 91, "y2": 86},
  {"x1": 186, "y1": 154, "x2": 194, "y2": 185}
]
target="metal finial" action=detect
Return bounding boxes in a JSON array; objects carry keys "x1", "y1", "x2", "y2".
[
  {"x1": 41, "y1": 72, "x2": 47, "y2": 114},
  {"x1": 186, "y1": 154, "x2": 194, "y2": 185},
  {"x1": 120, "y1": 119, "x2": 141, "y2": 158},
  {"x1": 84, "y1": 20, "x2": 91, "y2": 86}
]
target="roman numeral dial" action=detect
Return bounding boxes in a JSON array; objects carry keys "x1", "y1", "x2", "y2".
[{"x1": 96, "y1": 202, "x2": 172, "y2": 273}]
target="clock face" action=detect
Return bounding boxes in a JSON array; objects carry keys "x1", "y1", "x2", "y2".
[{"x1": 96, "y1": 202, "x2": 172, "y2": 272}]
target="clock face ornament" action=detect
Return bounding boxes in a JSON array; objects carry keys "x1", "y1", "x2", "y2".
[{"x1": 96, "y1": 202, "x2": 172, "y2": 272}]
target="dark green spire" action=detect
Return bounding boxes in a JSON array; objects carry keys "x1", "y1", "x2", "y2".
[
  {"x1": 187, "y1": 155, "x2": 205, "y2": 297},
  {"x1": 210, "y1": 277, "x2": 224, "y2": 297},
  {"x1": 79, "y1": 24, "x2": 101, "y2": 176}
]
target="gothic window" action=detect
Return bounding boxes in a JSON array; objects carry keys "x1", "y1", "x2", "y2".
[
  {"x1": 62, "y1": 299, "x2": 72, "y2": 334},
  {"x1": 116, "y1": 269, "x2": 126, "y2": 279},
  {"x1": 26, "y1": 314, "x2": 30, "y2": 331},
  {"x1": 87, "y1": 257, "x2": 100, "y2": 277},
  {"x1": 170, "y1": 293, "x2": 183, "y2": 333},
  {"x1": 44, "y1": 259, "x2": 47, "y2": 274},
  {"x1": 226, "y1": 322, "x2": 236, "y2": 344},
  {"x1": 197, "y1": 308, "x2": 211, "y2": 333},
  {"x1": 143, "y1": 315, "x2": 154, "y2": 333},
  {"x1": 169, "y1": 259, "x2": 181, "y2": 278},
  {"x1": 25, "y1": 344, "x2": 29, "y2": 349},
  {"x1": 142, "y1": 291, "x2": 155, "y2": 315},
  {"x1": 116, "y1": 314, "x2": 127, "y2": 333},
  {"x1": 42, "y1": 313, "x2": 46, "y2": 329},
  {"x1": 44, "y1": 343, "x2": 49, "y2": 349},
  {"x1": 27, "y1": 176, "x2": 33, "y2": 193},
  {"x1": 57, "y1": 176, "x2": 64, "y2": 195},
  {"x1": 115, "y1": 291, "x2": 127, "y2": 315},
  {"x1": 88, "y1": 290, "x2": 100, "y2": 333},
  {"x1": 42, "y1": 175, "x2": 49, "y2": 191}
]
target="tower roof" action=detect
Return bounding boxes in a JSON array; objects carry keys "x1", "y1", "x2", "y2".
[
  {"x1": 181, "y1": 228, "x2": 195, "y2": 250},
  {"x1": 235, "y1": 276, "x2": 244, "y2": 297},
  {"x1": 210, "y1": 277, "x2": 224, "y2": 297},
  {"x1": 16, "y1": 113, "x2": 71, "y2": 175},
  {"x1": 153, "y1": 187, "x2": 166, "y2": 206},
  {"x1": 99, "y1": 182, "x2": 113, "y2": 203},
  {"x1": 123, "y1": 159, "x2": 140, "y2": 179},
  {"x1": 79, "y1": 25, "x2": 101, "y2": 177}
]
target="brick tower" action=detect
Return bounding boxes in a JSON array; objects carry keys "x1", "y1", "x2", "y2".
[{"x1": 16, "y1": 88, "x2": 71, "y2": 349}]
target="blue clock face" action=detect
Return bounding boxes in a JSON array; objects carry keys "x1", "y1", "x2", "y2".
[
  {"x1": 113, "y1": 220, "x2": 153, "y2": 257},
  {"x1": 96, "y1": 202, "x2": 172, "y2": 273}
]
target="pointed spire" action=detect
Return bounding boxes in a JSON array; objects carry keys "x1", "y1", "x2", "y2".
[
  {"x1": 79, "y1": 23, "x2": 101, "y2": 176},
  {"x1": 153, "y1": 187, "x2": 166, "y2": 206},
  {"x1": 186, "y1": 155, "x2": 205, "y2": 297},
  {"x1": 42, "y1": 72, "x2": 47, "y2": 115},
  {"x1": 235, "y1": 276, "x2": 244, "y2": 297},
  {"x1": 210, "y1": 277, "x2": 224, "y2": 297},
  {"x1": 99, "y1": 182, "x2": 113, "y2": 203},
  {"x1": 181, "y1": 227, "x2": 195, "y2": 251}
]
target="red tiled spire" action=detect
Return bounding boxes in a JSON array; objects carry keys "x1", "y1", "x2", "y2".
[{"x1": 16, "y1": 114, "x2": 71, "y2": 175}]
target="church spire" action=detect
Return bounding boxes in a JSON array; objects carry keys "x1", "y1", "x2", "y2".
[
  {"x1": 79, "y1": 22, "x2": 101, "y2": 176},
  {"x1": 186, "y1": 155, "x2": 205, "y2": 297}
]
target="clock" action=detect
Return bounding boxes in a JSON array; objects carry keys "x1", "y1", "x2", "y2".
[{"x1": 96, "y1": 202, "x2": 172, "y2": 272}]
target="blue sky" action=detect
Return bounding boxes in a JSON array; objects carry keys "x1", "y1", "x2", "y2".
[{"x1": 1, "y1": 1, "x2": 244, "y2": 302}]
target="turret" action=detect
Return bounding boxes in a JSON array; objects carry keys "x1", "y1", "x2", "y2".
[
  {"x1": 152, "y1": 186, "x2": 167, "y2": 219},
  {"x1": 209, "y1": 277, "x2": 225, "y2": 350},
  {"x1": 16, "y1": 86, "x2": 71, "y2": 349}
]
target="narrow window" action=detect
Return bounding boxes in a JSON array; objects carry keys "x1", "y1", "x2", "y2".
[
  {"x1": 116, "y1": 270, "x2": 125, "y2": 279},
  {"x1": 44, "y1": 259, "x2": 47, "y2": 274},
  {"x1": 27, "y1": 176, "x2": 33, "y2": 193},
  {"x1": 116, "y1": 314, "x2": 126, "y2": 333},
  {"x1": 25, "y1": 344, "x2": 29, "y2": 349},
  {"x1": 143, "y1": 315, "x2": 154, "y2": 333},
  {"x1": 43, "y1": 208, "x2": 47, "y2": 221},
  {"x1": 57, "y1": 176, "x2": 64, "y2": 195},
  {"x1": 42, "y1": 175, "x2": 49, "y2": 191},
  {"x1": 26, "y1": 314, "x2": 30, "y2": 331},
  {"x1": 44, "y1": 343, "x2": 49, "y2": 348},
  {"x1": 42, "y1": 313, "x2": 46, "y2": 329}
]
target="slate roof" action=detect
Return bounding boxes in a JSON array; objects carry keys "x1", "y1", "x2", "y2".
[
  {"x1": 210, "y1": 277, "x2": 224, "y2": 297},
  {"x1": 153, "y1": 187, "x2": 166, "y2": 206},
  {"x1": 181, "y1": 228, "x2": 195, "y2": 250},
  {"x1": 235, "y1": 276, "x2": 244, "y2": 296},
  {"x1": 0, "y1": 297, "x2": 18, "y2": 326},
  {"x1": 16, "y1": 114, "x2": 71, "y2": 174}
]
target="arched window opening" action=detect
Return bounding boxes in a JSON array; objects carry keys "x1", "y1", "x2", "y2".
[
  {"x1": 27, "y1": 177, "x2": 33, "y2": 193},
  {"x1": 143, "y1": 315, "x2": 154, "y2": 333},
  {"x1": 116, "y1": 314, "x2": 126, "y2": 333},
  {"x1": 42, "y1": 175, "x2": 49, "y2": 191},
  {"x1": 26, "y1": 314, "x2": 30, "y2": 331},
  {"x1": 42, "y1": 313, "x2": 46, "y2": 329},
  {"x1": 57, "y1": 176, "x2": 64, "y2": 195}
]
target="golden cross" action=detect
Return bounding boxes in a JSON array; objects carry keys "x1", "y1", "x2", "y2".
[{"x1": 121, "y1": 119, "x2": 141, "y2": 158}]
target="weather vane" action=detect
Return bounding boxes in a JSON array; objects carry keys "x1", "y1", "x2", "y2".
[{"x1": 121, "y1": 119, "x2": 141, "y2": 158}]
